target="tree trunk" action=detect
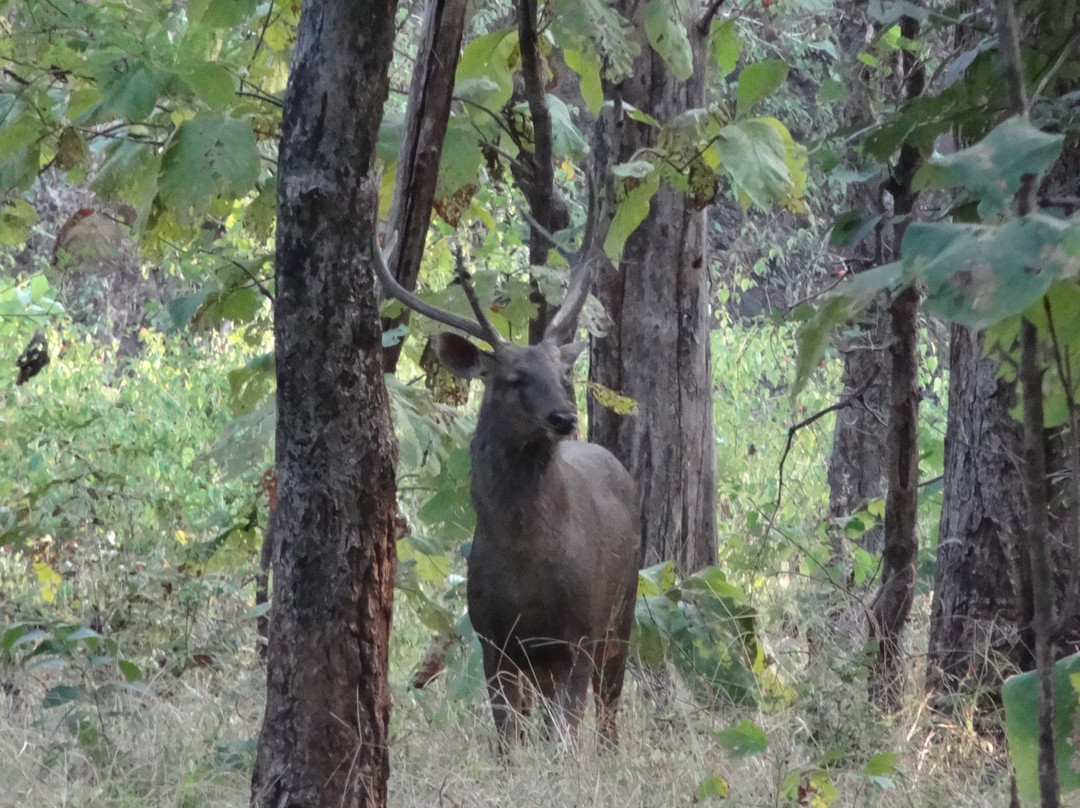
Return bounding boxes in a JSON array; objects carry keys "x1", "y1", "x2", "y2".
[
  {"x1": 380, "y1": 0, "x2": 469, "y2": 373},
  {"x1": 250, "y1": 1, "x2": 400, "y2": 806},
  {"x1": 926, "y1": 326, "x2": 1028, "y2": 700},
  {"x1": 826, "y1": 302, "x2": 890, "y2": 555},
  {"x1": 868, "y1": 283, "x2": 920, "y2": 710},
  {"x1": 588, "y1": 6, "x2": 716, "y2": 573}
]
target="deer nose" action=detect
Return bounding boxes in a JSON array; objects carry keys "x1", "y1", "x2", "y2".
[{"x1": 547, "y1": 410, "x2": 577, "y2": 436}]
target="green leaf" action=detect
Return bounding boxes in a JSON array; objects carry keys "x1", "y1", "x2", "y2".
[
  {"x1": 227, "y1": 352, "x2": 275, "y2": 416},
  {"x1": 710, "y1": 19, "x2": 742, "y2": 77},
  {"x1": 42, "y1": 684, "x2": 85, "y2": 709},
  {"x1": 715, "y1": 118, "x2": 791, "y2": 210},
  {"x1": 863, "y1": 752, "x2": 898, "y2": 777},
  {"x1": 736, "y1": 60, "x2": 789, "y2": 116},
  {"x1": 1003, "y1": 651, "x2": 1080, "y2": 803},
  {"x1": 645, "y1": 0, "x2": 693, "y2": 81},
  {"x1": 549, "y1": 0, "x2": 640, "y2": 81},
  {"x1": 158, "y1": 114, "x2": 261, "y2": 221},
  {"x1": 201, "y1": 0, "x2": 259, "y2": 27},
  {"x1": 831, "y1": 210, "x2": 882, "y2": 246},
  {"x1": 638, "y1": 561, "x2": 677, "y2": 595},
  {"x1": 564, "y1": 49, "x2": 603, "y2": 117},
  {"x1": 603, "y1": 170, "x2": 660, "y2": 264},
  {"x1": 711, "y1": 719, "x2": 769, "y2": 757},
  {"x1": 903, "y1": 215, "x2": 1080, "y2": 329},
  {"x1": 0, "y1": 199, "x2": 40, "y2": 246},
  {"x1": 611, "y1": 160, "x2": 656, "y2": 179},
  {"x1": 545, "y1": 93, "x2": 589, "y2": 158},
  {"x1": 791, "y1": 263, "x2": 903, "y2": 399},
  {"x1": 455, "y1": 28, "x2": 518, "y2": 110},
  {"x1": 435, "y1": 120, "x2": 483, "y2": 200},
  {"x1": 178, "y1": 61, "x2": 238, "y2": 110},
  {"x1": 82, "y1": 63, "x2": 163, "y2": 123},
  {"x1": 93, "y1": 141, "x2": 163, "y2": 231},
  {"x1": 913, "y1": 117, "x2": 1064, "y2": 219},
  {"x1": 697, "y1": 775, "x2": 731, "y2": 801},
  {"x1": 0, "y1": 97, "x2": 42, "y2": 154},
  {"x1": 118, "y1": 659, "x2": 143, "y2": 682}
]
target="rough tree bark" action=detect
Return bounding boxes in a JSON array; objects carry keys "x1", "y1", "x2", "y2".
[
  {"x1": 381, "y1": 0, "x2": 469, "y2": 373},
  {"x1": 926, "y1": 326, "x2": 1028, "y2": 700},
  {"x1": 588, "y1": 4, "x2": 716, "y2": 573},
  {"x1": 250, "y1": 1, "x2": 400, "y2": 806},
  {"x1": 926, "y1": 0, "x2": 1080, "y2": 719}
]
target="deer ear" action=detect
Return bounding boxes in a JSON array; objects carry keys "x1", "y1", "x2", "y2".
[
  {"x1": 438, "y1": 332, "x2": 491, "y2": 379},
  {"x1": 560, "y1": 340, "x2": 587, "y2": 369}
]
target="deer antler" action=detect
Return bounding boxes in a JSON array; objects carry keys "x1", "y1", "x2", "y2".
[
  {"x1": 371, "y1": 229, "x2": 504, "y2": 347},
  {"x1": 543, "y1": 173, "x2": 605, "y2": 345}
]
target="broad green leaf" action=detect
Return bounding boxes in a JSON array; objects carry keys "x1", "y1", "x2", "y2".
[
  {"x1": 178, "y1": 61, "x2": 238, "y2": 110},
  {"x1": 201, "y1": 0, "x2": 259, "y2": 27},
  {"x1": 550, "y1": 0, "x2": 640, "y2": 81},
  {"x1": 1003, "y1": 651, "x2": 1080, "y2": 804},
  {"x1": 715, "y1": 118, "x2": 791, "y2": 210},
  {"x1": 914, "y1": 117, "x2": 1064, "y2": 218},
  {"x1": 638, "y1": 561, "x2": 677, "y2": 595},
  {"x1": 82, "y1": 63, "x2": 162, "y2": 123},
  {"x1": 564, "y1": 49, "x2": 603, "y2": 117},
  {"x1": 831, "y1": 210, "x2": 882, "y2": 246},
  {"x1": 697, "y1": 775, "x2": 731, "y2": 801},
  {"x1": 757, "y1": 117, "x2": 807, "y2": 212},
  {"x1": 0, "y1": 199, "x2": 39, "y2": 246},
  {"x1": 603, "y1": 169, "x2": 660, "y2": 264},
  {"x1": 55, "y1": 127, "x2": 89, "y2": 171},
  {"x1": 93, "y1": 140, "x2": 163, "y2": 231},
  {"x1": 228, "y1": 352, "x2": 275, "y2": 416},
  {"x1": 611, "y1": 160, "x2": 656, "y2": 178},
  {"x1": 0, "y1": 97, "x2": 42, "y2": 154},
  {"x1": 710, "y1": 19, "x2": 742, "y2": 77},
  {"x1": 157, "y1": 114, "x2": 261, "y2": 221},
  {"x1": 455, "y1": 28, "x2": 518, "y2": 110},
  {"x1": 645, "y1": 0, "x2": 693, "y2": 81},
  {"x1": 711, "y1": 719, "x2": 769, "y2": 757},
  {"x1": 42, "y1": 684, "x2": 85, "y2": 709},
  {"x1": 435, "y1": 120, "x2": 483, "y2": 200},
  {"x1": 736, "y1": 60, "x2": 789, "y2": 116},
  {"x1": 118, "y1": 659, "x2": 143, "y2": 682},
  {"x1": 546, "y1": 93, "x2": 588, "y2": 158},
  {"x1": 903, "y1": 215, "x2": 1080, "y2": 329}
]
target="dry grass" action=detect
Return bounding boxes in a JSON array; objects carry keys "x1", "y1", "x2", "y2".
[{"x1": 0, "y1": 626, "x2": 1015, "y2": 808}]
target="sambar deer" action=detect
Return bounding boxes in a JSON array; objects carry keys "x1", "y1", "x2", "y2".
[{"x1": 373, "y1": 214, "x2": 640, "y2": 751}]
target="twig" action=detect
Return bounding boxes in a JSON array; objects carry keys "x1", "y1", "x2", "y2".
[
  {"x1": 698, "y1": 0, "x2": 728, "y2": 34},
  {"x1": 768, "y1": 368, "x2": 881, "y2": 539}
]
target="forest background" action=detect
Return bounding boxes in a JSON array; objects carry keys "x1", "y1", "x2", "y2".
[{"x1": 2, "y1": 0, "x2": 1080, "y2": 806}]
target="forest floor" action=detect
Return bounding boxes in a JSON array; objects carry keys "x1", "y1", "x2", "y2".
[{"x1": 0, "y1": 599, "x2": 1014, "y2": 808}]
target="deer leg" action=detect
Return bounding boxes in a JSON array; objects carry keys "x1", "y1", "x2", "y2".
[
  {"x1": 592, "y1": 642, "x2": 628, "y2": 749},
  {"x1": 482, "y1": 644, "x2": 525, "y2": 753},
  {"x1": 551, "y1": 649, "x2": 591, "y2": 748}
]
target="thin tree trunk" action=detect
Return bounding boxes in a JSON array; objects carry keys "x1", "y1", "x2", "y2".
[
  {"x1": 867, "y1": 13, "x2": 923, "y2": 710},
  {"x1": 251, "y1": 1, "x2": 400, "y2": 806},
  {"x1": 868, "y1": 283, "x2": 920, "y2": 710},
  {"x1": 588, "y1": 5, "x2": 716, "y2": 572},
  {"x1": 381, "y1": 0, "x2": 469, "y2": 373}
]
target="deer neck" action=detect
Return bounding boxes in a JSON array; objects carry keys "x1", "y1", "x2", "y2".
[{"x1": 469, "y1": 425, "x2": 560, "y2": 524}]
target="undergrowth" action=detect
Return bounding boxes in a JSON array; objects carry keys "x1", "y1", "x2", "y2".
[{"x1": 0, "y1": 316, "x2": 1002, "y2": 808}]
